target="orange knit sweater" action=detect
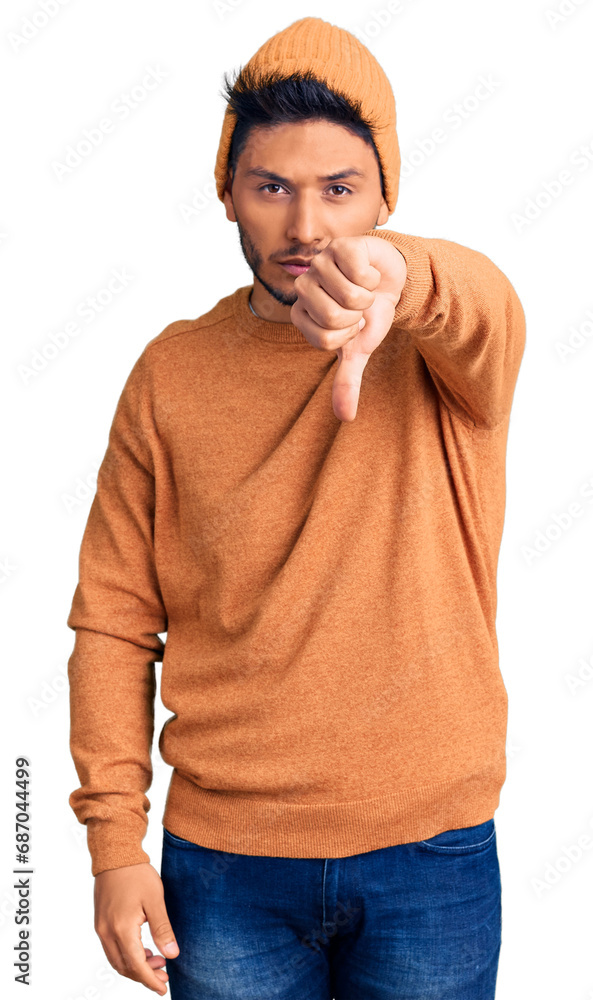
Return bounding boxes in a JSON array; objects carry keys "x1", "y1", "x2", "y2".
[{"x1": 67, "y1": 227, "x2": 526, "y2": 877}]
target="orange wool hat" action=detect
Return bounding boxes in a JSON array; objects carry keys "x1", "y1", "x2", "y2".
[{"x1": 214, "y1": 16, "x2": 400, "y2": 215}]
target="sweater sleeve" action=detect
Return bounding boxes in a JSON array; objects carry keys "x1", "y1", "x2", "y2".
[
  {"x1": 66, "y1": 349, "x2": 167, "y2": 877},
  {"x1": 365, "y1": 228, "x2": 526, "y2": 429}
]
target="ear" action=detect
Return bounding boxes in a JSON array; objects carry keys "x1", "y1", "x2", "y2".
[
  {"x1": 223, "y1": 168, "x2": 236, "y2": 222},
  {"x1": 377, "y1": 196, "x2": 390, "y2": 226}
]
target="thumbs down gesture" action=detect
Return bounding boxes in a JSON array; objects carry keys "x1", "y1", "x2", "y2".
[{"x1": 290, "y1": 234, "x2": 407, "y2": 422}]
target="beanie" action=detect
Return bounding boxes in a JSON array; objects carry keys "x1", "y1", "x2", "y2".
[{"x1": 214, "y1": 16, "x2": 400, "y2": 215}]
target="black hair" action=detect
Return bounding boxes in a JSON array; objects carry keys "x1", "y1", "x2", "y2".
[{"x1": 219, "y1": 65, "x2": 385, "y2": 199}]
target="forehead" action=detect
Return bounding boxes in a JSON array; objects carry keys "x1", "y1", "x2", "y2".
[{"x1": 238, "y1": 120, "x2": 376, "y2": 179}]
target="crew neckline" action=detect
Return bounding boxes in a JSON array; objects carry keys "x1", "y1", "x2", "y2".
[{"x1": 234, "y1": 284, "x2": 313, "y2": 345}]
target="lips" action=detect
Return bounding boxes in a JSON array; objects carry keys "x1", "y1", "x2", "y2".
[{"x1": 279, "y1": 262, "x2": 311, "y2": 276}]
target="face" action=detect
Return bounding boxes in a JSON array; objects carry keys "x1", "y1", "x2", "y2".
[{"x1": 222, "y1": 119, "x2": 390, "y2": 321}]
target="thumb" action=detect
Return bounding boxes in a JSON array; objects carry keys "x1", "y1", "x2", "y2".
[
  {"x1": 146, "y1": 899, "x2": 179, "y2": 958},
  {"x1": 332, "y1": 293, "x2": 397, "y2": 421},
  {"x1": 332, "y1": 319, "x2": 370, "y2": 423}
]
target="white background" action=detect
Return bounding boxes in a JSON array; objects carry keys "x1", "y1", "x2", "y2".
[{"x1": 2, "y1": 0, "x2": 593, "y2": 997}]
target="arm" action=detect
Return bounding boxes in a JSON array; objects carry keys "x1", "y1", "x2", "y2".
[
  {"x1": 67, "y1": 348, "x2": 166, "y2": 877},
  {"x1": 365, "y1": 228, "x2": 527, "y2": 430},
  {"x1": 67, "y1": 349, "x2": 179, "y2": 995}
]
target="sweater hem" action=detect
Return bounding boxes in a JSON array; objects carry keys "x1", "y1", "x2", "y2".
[{"x1": 161, "y1": 766, "x2": 504, "y2": 858}]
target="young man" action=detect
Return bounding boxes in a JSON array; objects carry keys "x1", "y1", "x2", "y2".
[{"x1": 67, "y1": 16, "x2": 526, "y2": 1000}]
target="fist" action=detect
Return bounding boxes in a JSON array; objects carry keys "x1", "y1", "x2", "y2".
[{"x1": 290, "y1": 234, "x2": 407, "y2": 422}]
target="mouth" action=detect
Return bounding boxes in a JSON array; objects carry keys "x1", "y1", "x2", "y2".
[{"x1": 279, "y1": 261, "x2": 312, "y2": 276}]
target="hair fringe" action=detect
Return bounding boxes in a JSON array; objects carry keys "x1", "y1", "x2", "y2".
[{"x1": 218, "y1": 66, "x2": 385, "y2": 195}]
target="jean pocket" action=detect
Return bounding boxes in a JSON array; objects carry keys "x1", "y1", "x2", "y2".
[
  {"x1": 417, "y1": 818, "x2": 495, "y2": 854},
  {"x1": 163, "y1": 827, "x2": 198, "y2": 849}
]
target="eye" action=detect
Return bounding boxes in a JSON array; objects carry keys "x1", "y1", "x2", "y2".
[{"x1": 259, "y1": 183, "x2": 353, "y2": 196}]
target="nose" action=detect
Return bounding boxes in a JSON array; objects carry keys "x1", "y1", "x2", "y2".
[{"x1": 284, "y1": 191, "x2": 325, "y2": 248}]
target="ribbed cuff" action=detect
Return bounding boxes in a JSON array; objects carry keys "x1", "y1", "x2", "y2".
[
  {"x1": 364, "y1": 228, "x2": 434, "y2": 327},
  {"x1": 86, "y1": 820, "x2": 151, "y2": 877}
]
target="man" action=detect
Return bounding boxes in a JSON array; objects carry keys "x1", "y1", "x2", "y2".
[{"x1": 67, "y1": 16, "x2": 525, "y2": 1000}]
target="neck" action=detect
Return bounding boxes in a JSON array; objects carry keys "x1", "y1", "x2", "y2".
[{"x1": 250, "y1": 278, "x2": 295, "y2": 323}]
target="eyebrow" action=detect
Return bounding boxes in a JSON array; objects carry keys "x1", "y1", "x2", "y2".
[{"x1": 244, "y1": 167, "x2": 366, "y2": 184}]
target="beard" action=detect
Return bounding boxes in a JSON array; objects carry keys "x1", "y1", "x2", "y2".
[{"x1": 234, "y1": 216, "x2": 299, "y2": 308}]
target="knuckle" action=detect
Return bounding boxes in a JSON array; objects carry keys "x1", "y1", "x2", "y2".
[
  {"x1": 151, "y1": 921, "x2": 173, "y2": 939},
  {"x1": 342, "y1": 290, "x2": 362, "y2": 311},
  {"x1": 326, "y1": 305, "x2": 343, "y2": 328}
]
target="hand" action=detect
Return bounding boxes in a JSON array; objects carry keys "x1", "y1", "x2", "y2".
[
  {"x1": 290, "y1": 235, "x2": 407, "y2": 421},
  {"x1": 94, "y1": 862, "x2": 180, "y2": 996}
]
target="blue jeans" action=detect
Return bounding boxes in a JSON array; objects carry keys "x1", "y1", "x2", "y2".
[{"x1": 160, "y1": 817, "x2": 501, "y2": 999}]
